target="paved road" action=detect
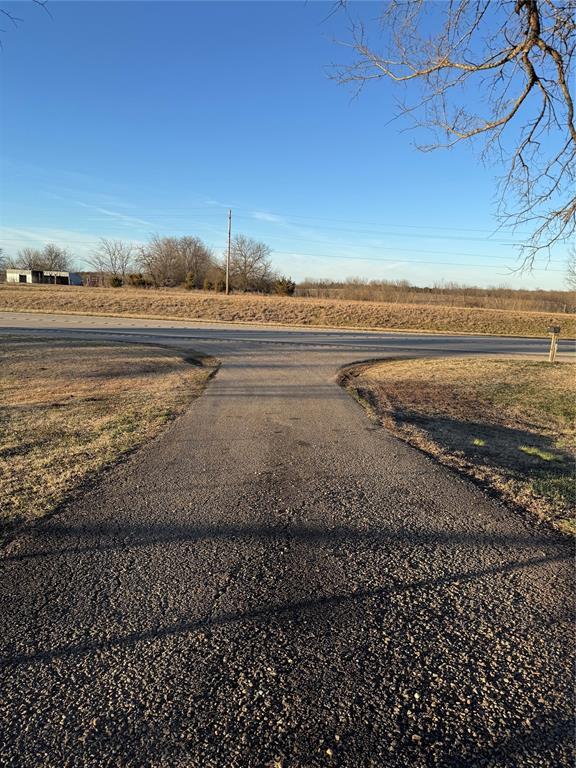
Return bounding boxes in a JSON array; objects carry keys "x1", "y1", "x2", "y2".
[{"x1": 0, "y1": 313, "x2": 574, "y2": 767}]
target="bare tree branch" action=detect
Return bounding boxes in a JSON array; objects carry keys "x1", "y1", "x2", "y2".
[
  {"x1": 228, "y1": 235, "x2": 274, "y2": 292},
  {"x1": 13, "y1": 243, "x2": 71, "y2": 270},
  {"x1": 136, "y1": 235, "x2": 215, "y2": 288},
  {"x1": 0, "y1": 1, "x2": 50, "y2": 48},
  {"x1": 331, "y1": 0, "x2": 576, "y2": 269},
  {"x1": 89, "y1": 239, "x2": 133, "y2": 284}
]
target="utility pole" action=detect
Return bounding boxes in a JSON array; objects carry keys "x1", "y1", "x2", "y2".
[{"x1": 226, "y1": 209, "x2": 231, "y2": 295}]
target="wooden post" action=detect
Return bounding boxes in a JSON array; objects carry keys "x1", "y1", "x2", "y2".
[
  {"x1": 226, "y1": 209, "x2": 231, "y2": 296},
  {"x1": 548, "y1": 325, "x2": 560, "y2": 363}
]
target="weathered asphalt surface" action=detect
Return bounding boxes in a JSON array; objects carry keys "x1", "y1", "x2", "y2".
[{"x1": 0, "y1": 313, "x2": 574, "y2": 768}]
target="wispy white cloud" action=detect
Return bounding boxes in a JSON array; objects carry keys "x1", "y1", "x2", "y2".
[
  {"x1": 204, "y1": 198, "x2": 231, "y2": 209},
  {"x1": 252, "y1": 210, "x2": 287, "y2": 225},
  {"x1": 3, "y1": 158, "x2": 136, "y2": 208},
  {"x1": 73, "y1": 201, "x2": 155, "y2": 229},
  {"x1": 270, "y1": 251, "x2": 408, "y2": 282},
  {"x1": 0, "y1": 226, "x2": 144, "y2": 269},
  {"x1": 44, "y1": 190, "x2": 139, "y2": 211}
]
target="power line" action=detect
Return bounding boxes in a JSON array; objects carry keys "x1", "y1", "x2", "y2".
[
  {"x1": 243, "y1": 235, "x2": 539, "y2": 262},
  {"x1": 6, "y1": 204, "x2": 533, "y2": 241},
  {"x1": 0, "y1": 234, "x2": 565, "y2": 270},
  {"x1": 0, "y1": 229, "x2": 561, "y2": 262},
  {"x1": 232, "y1": 215, "x2": 524, "y2": 245},
  {"x1": 272, "y1": 250, "x2": 565, "y2": 272},
  {"x1": 76, "y1": 212, "x2": 528, "y2": 246},
  {"x1": 1, "y1": 218, "x2": 525, "y2": 246},
  {"x1": 52, "y1": 203, "x2": 534, "y2": 238}
]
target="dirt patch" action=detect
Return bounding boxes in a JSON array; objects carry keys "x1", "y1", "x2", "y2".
[
  {"x1": 340, "y1": 357, "x2": 576, "y2": 533},
  {"x1": 1, "y1": 283, "x2": 574, "y2": 337},
  {"x1": 0, "y1": 336, "x2": 217, "y2": 540}
]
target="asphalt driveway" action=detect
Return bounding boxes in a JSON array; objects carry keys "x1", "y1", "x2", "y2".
[{"x1": 0, "y1": 313, "x2": 573, "y2": 767}]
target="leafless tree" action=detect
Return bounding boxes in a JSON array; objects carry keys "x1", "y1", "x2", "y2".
[
  {"x1": 179, "y1": 236, "x2": 214, "y2": 288},
  {"x1": 137, "y1": 235, "x2": 184, "y2": 287},
  {"x1": 567, "y1": 248, "x2": 576, "y2": 289},
  {"x1": 15, "y1": 244, "x2": 71, "y2": 270},
  {"x1": 12, "y1": 248, "x2": 42, "y2": 269},
  {"x1": 136, "y1": 235, "x2": 215, "y2": 287},
  {"x1": 42, "y1": 243, "x2": 72, "y2": 270},
  {"x1": 332, "y1": 0, "x2": 576, "y2": 269},
  {"x1": 228, "y1": 235, "x2": 274, "y2": 292},
  {"x1": 89, "y1": 238, "x2": 134, "y2": 283}
]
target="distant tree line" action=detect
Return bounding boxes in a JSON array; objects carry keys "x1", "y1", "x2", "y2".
[
  {"x1": 89, "y1": 234, "x2": 294, "y2": 294},
  {"x1": 1, "y1": 234, "x2": 296, "y2": 295},
  {"x1": 3, "y1": 244, "x2": 72, "y2": 272},
  {"x1": 3, "y1": 240, "x2": 572, "y2": 310},
  {"x1": 298, "y1": 277, "x2": 575, "y2": 314}
]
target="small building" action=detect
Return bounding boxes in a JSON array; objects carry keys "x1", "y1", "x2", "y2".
[
  {"x1": 6, "y1": 268, "x2": 83, "y2": 286},
  {"x1": 6, "y1": 268, "x2": 44, "y2": 284}
]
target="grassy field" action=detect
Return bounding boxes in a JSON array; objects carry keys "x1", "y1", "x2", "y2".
[
  {"x1": 340, "y1": 357, "x2": 576, "y2": 533},
  {"x1": 0, "y1": 337, "x2": 216, "y2": 539},
  {"x1": 1, "y1": 284, "x2": 575, "y2": 337},
  {"x1": 297, "y1": 280, "x2": 574, "y2": 314}
]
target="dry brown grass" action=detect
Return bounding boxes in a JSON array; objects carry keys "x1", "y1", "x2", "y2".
[
  {"x1": 1, "y1": 283, "x2": 574, "y2": 338},
  {"x1": 340, "y1": 357, "x2": 576, "y2": 533},
  {"x1": 0, "y1": 337, "x2": 216, "y2": 538},
  {"x1": 298, "y1": 281, "x2": 575, "y2": 314}
]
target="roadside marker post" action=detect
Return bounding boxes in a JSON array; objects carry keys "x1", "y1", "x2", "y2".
[{"x1": 548, "y1": 325, "x2": 560, "y2": 363}]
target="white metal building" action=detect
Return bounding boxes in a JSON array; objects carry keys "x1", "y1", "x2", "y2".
[{"x1": 5, "y1": 269, "x2": 82, "y2": 286}]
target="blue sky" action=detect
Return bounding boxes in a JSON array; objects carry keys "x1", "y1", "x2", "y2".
[{"x1": 0, "y1": 1, "x2": 570, "y2": 288}]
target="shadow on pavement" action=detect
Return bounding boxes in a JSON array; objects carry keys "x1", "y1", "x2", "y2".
[
  {"x1": 2, "y1": 517, "x2": 570, "y2": 563},
  {"x1": 2, "y1": 546, "x2": 570, "y2": 669}
]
